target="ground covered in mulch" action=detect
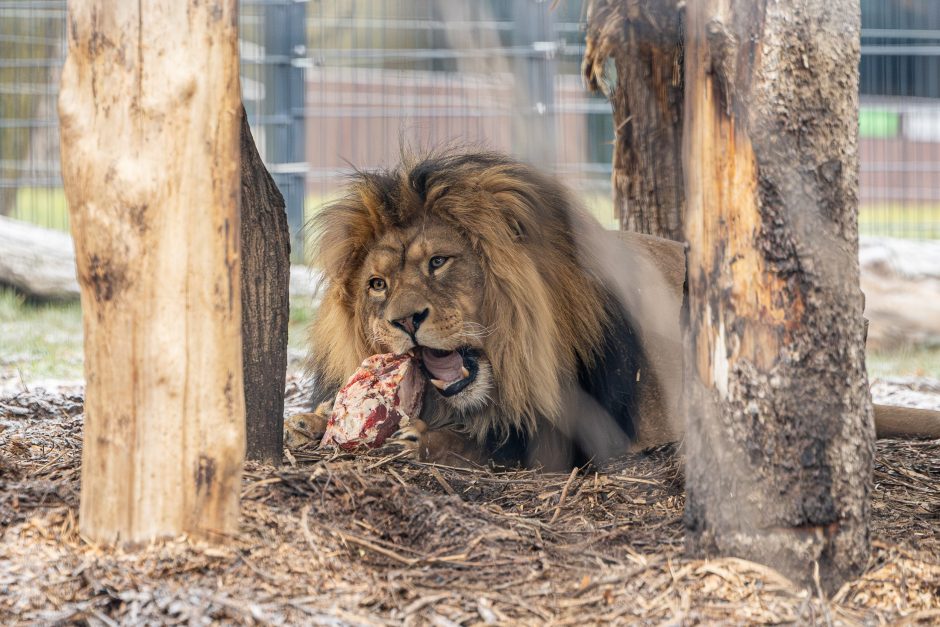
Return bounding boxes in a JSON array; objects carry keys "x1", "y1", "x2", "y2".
[{"x1": 1, "y1": 381, "x2": 939, "y2": 625}]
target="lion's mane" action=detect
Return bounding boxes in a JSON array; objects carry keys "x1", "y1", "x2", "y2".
[{"x1": 309, "y1": 151, "x2": 621, "y2": 440}]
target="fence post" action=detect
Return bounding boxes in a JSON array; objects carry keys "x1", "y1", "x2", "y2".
[{"x1": 259, "y1": 0, "x2": 307, "y2": 260}]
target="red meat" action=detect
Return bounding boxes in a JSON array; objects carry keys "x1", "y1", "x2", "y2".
[{"x1": 320, "y1": 353, "x2": 424, "y2": 450}]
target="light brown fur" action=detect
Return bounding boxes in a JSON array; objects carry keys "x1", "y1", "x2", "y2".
[
  {"x1": 308, "y1": 152, "x2": 614, "y2": 444},
  {"x1": 304, "y1": 150, "x2": 940, "y2": 467}
]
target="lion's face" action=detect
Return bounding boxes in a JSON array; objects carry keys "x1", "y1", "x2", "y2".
[{"x1": 358, "y1": 217, "x2": 494, "y2": 412}]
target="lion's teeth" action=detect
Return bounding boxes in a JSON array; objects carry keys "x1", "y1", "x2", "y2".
[
  {"x1": 460, "y1": 367, "x2": 470, "y2": 379},
  {"x1": 430, "y1": 378, "x2": 448, "y2": 390}
]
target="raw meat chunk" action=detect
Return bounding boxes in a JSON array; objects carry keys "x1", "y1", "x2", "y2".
[{"x1": 320, "y1": 353, "x2": 424, "y2": 450}]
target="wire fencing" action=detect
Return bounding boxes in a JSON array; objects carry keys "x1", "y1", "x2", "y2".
[
  {"x1": 0, "y1": 1, "x2": 66, "y2": 230},
  {"x1": 2, "y1": 0, "x2": 939, "y2": 253},
  {"x1": 860, "y1": 0, "x2": 940, "y2": 238}
]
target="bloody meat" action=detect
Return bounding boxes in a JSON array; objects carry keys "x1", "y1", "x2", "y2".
[{"x1": 320, "y1": 353, "x2": 424, "y2": 450}]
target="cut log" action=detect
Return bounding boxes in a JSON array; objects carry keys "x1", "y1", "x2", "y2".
[
  {"x1": 0, "y1": 215, "x2": 79, "y2": 300},
  {"x1": 682, "y1": 0, "x2": 873, "y2": 590},
  {"x1": 58, "y1": 1, "x2": 244, "y2": 543},
  {"x1": 874, "y1": 404, "x2": 940, "y2": 438},
  {"x1": 0, "y1": 213, "x2": 316, "y2": 305},
  {"x1": 239, "y1": 107, "x2": 291, "y2": 464}
]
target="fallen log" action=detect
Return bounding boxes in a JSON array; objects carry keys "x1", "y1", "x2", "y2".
[
  {"x1": 0, "y1": 214, "x2": 322, "y2": 304},
  {"x1": 0, "y1": 215, "x2": 80, "y2": 300}
]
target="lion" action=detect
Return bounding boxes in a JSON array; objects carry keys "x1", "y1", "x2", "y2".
[{"x1": 294, "y1": 150, "x2": 940, "y2": 469}]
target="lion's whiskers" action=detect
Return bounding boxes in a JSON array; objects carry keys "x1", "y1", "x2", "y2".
[
  {"x1": 366, "y1": 329, "x2": 387, "y2": 350},
  {"x1": 457, "y1": 322, "x2": 496, "y2": 340}
]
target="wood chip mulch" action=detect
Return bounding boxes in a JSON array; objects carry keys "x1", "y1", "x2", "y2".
[{"x1": 1, "y1": 383, "x2": 938, "y2": 625}]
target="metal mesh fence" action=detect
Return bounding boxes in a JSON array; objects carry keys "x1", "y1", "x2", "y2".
[
  {"x1": 0, "y1": 1, "x2": 66, "y2": 230},
  {"x1": 860, "y1": 0, "x2": 940, "y2": 238},
  {"x1": 2, "y1": 0, "x2": 939, "y2": 253},
  {"x1": 303, "y1": 0, "x2": 614, "y2": 240}
]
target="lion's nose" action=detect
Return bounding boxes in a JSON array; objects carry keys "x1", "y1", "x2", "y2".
[{"x1": 391, "y1": 308, "x2": 429, "y2": 336}]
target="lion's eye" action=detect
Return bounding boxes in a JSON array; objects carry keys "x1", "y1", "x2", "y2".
[
  {"x1": 368, "y1": 277, "x2": 386, "y2": 291},
  {"x1": 429, "y1": 256, "x2": 448, "y2": 271}
]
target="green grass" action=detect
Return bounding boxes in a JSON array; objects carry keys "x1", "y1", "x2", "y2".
[
  {"x1": 288, "y1": 296, "x2": 317, "y2": 353},
  {"x1": 2, "y1": 286, "x2": 937, "y2": 389},
  {"x1": 0, "y1": 288, "x2": 319, "y2": 387},
  {"x1": 859, "y1": 203, "x2": 940, "y2": 239},
  {"x1": 10, "y1": 187, "x2": 70, "y2": 232},
  {"x1": 867, "y1": 345, "x2": 940, "y2": 380},
  {"x1": 0, "y1": 289, "x2": 84, "y2": 384}
]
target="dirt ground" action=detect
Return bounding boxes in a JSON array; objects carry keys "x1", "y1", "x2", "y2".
[{"x1": 1, "y1": 380, "x2": 938, "y2": 626}]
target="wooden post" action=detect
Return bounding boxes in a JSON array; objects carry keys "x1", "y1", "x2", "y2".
[
  {"x1": 58, "y1": 1, "x2": 244, "y2": 543},
  {"x1": 682, "y1": 0, "x2": 873, "y2": 589},
  {"x1": 583, "y1": 0, "x2": 685, "y2": 239},
  {"x1": 239, "y1": 107, "x2": 290, "y2": 464}
]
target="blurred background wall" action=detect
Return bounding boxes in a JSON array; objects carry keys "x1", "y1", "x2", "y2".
[{"x1": 2, "y1": 0, "x2": 940, "y2": 259}]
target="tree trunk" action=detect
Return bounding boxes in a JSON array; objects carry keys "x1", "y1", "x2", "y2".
[
  {"x1": 58, "y1": 1, "x2": 244, "y2": 543},
  {"x1": 583, "y1": 0, "x2": 685, "y2": 239},
  {"x1": 682, "y1": 0, "x2": 873, "y2": 590},
  {"x1": 239, "y1": 107, "x2": 290, "y2": 464}
]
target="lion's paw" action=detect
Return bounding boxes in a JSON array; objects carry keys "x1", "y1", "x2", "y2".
[
  {"x1": 386, "y1": 420, "x2": 488, "y2": 467},
  {"x1": 283, "y1": 402, "x2": 332, "y2": 449},
  {"x1": 387, "y1": 418, "x2": 429, "y2": 450}
]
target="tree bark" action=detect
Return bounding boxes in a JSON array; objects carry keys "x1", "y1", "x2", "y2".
[
  {"x1": 682, "y1": 0, "x2": 873, "y2": 590},
  {"x1": 239, "y1": 107, "x2": 290, "y2": 464},
  {"x1": 58, "y1": 1, "x2": 244, "y2": 543},
  {"x1": 583, "y1": 0, "x2": 685, "y2": 239}
]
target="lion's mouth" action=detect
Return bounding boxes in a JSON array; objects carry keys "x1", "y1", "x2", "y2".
[{"x1": 418, "y1": 347, "x2": 479, "y2": 397}]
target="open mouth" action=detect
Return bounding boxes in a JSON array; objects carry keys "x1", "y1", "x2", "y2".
[{"x1": 417, "y1": 347, "x2": 479, "y2": 397}]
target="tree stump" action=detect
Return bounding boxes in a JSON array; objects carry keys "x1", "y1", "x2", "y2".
[
  {"x1": 583, "y1": 0, "x2": 685, "y2": 239},
  {"x1": 682, "y1": 0, "x2": 873, "y2": 590},
  {"x1": 58, "y1": 1, "x2": 244, "y2": 543}
]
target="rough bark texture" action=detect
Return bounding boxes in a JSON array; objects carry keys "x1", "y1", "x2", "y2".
[
  {"x1": 239, "y1": 107, "x2": 290, "y2": 464},
  {"x1": 58, "y1": 1, "x2": 244, "y2": 543},
  {"x1": 0, "y1": 215, "x2": 80, "y2": 300},
  {"x1": 583, "y1": 0, "x2": 685, "y2": 239},
  {"x1": 682, "y1": 0, "x2": 873, "y2": 590}
]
